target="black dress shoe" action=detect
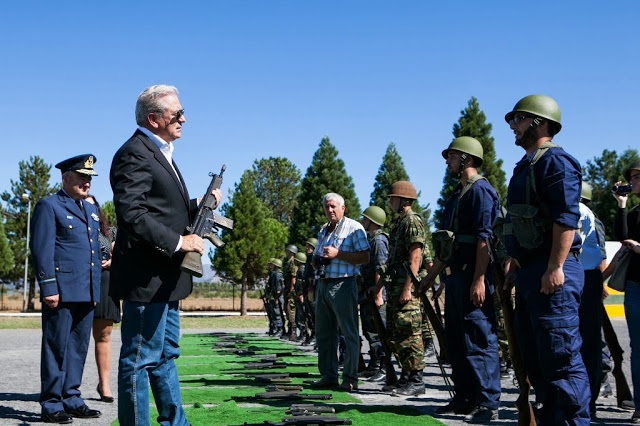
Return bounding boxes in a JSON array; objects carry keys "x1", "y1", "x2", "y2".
[
  {"x1": 308, "y1": 379, "x2": 339, "y2": 389},
  {"x1": 42, "y1": 411, "x2": 73, "y2": 424},
  {"x1": 66, "y1": 404, "x2": 101, "y2": 418},
  {"x1": 97, "y1": 384, "x2": 114, "y2": 403}
]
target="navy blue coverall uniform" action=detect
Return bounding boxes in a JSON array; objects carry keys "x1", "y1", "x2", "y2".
[
  {"x1": 441, "y1": 178, "x2": 501, "y2": 410},
  {"x1": 30, "y1": 190, "x2": 102, "y2": 416},
  {"x1": 504, "y1": 146, "x2": 591, "y2": 424}
]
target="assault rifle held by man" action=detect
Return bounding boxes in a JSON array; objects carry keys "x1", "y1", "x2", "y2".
[{"x1": 181, "y1": 165, "x2": 234, "y2": 277}]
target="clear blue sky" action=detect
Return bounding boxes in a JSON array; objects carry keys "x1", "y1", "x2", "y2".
[{"x1": 1, "y1": 1, "x2": 638, "y2": 227}]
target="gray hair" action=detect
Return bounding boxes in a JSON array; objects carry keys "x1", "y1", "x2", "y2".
[
  {"x1": 323, "y1": 193, "x2": 344, "y2": 207},
  {"x1": 135, "y1": 85, "x2": 179, "y2": 126}
]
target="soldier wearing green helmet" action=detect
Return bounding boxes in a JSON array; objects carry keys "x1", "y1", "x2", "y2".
[
  {"x1": 301, "y1": 237, "x2": 318, "y2": 345},
  {"x1": 292, "y1": 251, "x2": 309, "y2": 342},
  {"x1": 283, "y1": 245, "x2": 300, "y2": 341},
  {"x1": 358, "y1": 206, "x2": 389, "y2": 382},
  {"x1": 265, "y1": 258, "x2": 284, "y2": 335},
  {"x1": 420, "y1": 136, "x2": 501, "y2": 420},
  {"x1": 502, "y1": 94, "x2": 590, "y2": 423},
  {"x1": 441, "y1": 136, "x2": 484, "y2": 177}
]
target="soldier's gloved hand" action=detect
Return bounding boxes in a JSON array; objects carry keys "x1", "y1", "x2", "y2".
[{"x1": 541, "y1": 266, "x2": 564, "y2": 294}]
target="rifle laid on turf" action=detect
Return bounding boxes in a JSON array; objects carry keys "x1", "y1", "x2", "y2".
[
  {"x1": 366, "y1": 291, "x2": 397, "y2": 385},
  {"x1": 236, "y1": 415, "x2": 352, "y2": 425},
  {"x1": 487, "y1": 238, "x2": 535, "y2": 426},
  {"x1": 602, "y1": 303, "x2": 634, "y2": 407},
  {"x1": 181, "y1": 165, "x2": 234, "y2": 277}
]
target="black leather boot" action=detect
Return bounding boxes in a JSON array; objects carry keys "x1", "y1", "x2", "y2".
[
  {"x1": 382, "y1": 370, "x2": 407, "y2": 392},
  {"x1": 392, "y1": 370, "x2": 425, "y2": 396}
]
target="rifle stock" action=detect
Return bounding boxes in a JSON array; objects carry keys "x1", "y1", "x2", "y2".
[
  {"x1": 488, "y1": 240, "x2": 535, "y2": 426},
  {"x1": 366, "y1": 293, "x2": 397, "y2": 385},
  {"x1": 601, "y1": 304, "x2": 634, "y2": 407},
  {"x1": 403, "y1": 262, "x2": 449, "y2": 362}
]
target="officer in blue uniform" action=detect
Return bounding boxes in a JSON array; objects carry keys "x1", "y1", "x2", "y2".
[
  {"x1": 30, "y1": 154, "x2": 102, "y2": 423},
  {"x1": 502, "y1": 95, "x2": 590, "y2": 424},
  {"x1": 420, "y1": 137, "x2": 501, "y2": 422}
]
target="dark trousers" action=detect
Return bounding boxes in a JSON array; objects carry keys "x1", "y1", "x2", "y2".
[
  {"x1": 444, "y1": 269, "x2": 501, "y2": 410},
  {"x1": 515, "y1": 257, "x2": 591, "y2": 425},
  {"x1": 579, "y1": 268, "x2": 604, "y2": 412},
  {"x1": 40, "y1": 302, "x2": 94, "y2": 414}
]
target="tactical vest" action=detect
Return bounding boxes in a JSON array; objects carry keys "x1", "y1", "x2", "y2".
[
  {"x1": 501, "y1": 142, "x2": 558, "y2": 250},
  {"x1": 433, "y1": 174, "x2": 486, "y2": 262}
]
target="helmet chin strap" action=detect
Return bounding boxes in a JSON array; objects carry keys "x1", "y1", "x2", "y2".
[
  {"x1": 515, "y1": 117, "x2": 543, "y2": 147},
  {"x1": 458, "y1": 153, "x2": 468, "y2": 178}
]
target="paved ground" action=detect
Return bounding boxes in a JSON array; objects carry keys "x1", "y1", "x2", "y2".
[{"x1": 0, "y1": 319, "x2": 635, "y2": 425}]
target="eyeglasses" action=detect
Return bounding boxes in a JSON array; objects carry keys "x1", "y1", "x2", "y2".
[
  {"x1": 171, "y1": 109, "x2": 185, "y2": 121},
  {"x1": 508, "y1": 114, "x2": 528, "y2": 126}
]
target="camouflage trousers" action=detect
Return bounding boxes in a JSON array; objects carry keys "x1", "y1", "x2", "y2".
[
  {"x1": 285, "y1": 293, "x2": 296, "y2": 329},
  {"x1": 387, "y1": 289, "x2": 425, "y2": 372},
  {"x1": 493, "y1": 290, "x2": 510, "y2": 362}
]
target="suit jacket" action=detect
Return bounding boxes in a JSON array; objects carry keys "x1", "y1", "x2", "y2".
[
  {"x1": 110, "y1": 129, "x2": 198, "y2": 302},
  {"x1": 30, "y1": 190, "x2": 101, "y2": 302}
]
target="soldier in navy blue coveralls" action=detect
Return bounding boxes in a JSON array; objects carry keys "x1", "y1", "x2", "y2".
[
  {"x1": 30, "y1": 154, "x2": 103, "y2": 423},
  {"x1": 420, "y1": 137, "x2": 501, "y2": 421},
  {"x1": 503, "y1": 95, "x2": 590, "y2": 424}
]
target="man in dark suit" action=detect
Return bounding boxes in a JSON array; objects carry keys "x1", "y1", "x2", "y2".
[
  {"x1": 110, "y1": 85, "x2": 221, "y2": 426},
  {"x1": 30, "y1": 154, "x2": 103, "y2": 423}
]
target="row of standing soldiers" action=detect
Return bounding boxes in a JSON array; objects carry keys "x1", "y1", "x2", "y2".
[
  {"x1": 264, "y1": 241, "x2": 317, "y2": 344},
  {"x1": 265, "y1": 94, "x2": 606, "y2": 424}
]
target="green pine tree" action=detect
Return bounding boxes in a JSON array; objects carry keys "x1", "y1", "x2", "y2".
[
  {"x1": 102, "y1": 200, "x2": 116, "y2": 227},
  {"x1": 369, "y1": 142, "x2": 432, "y2": 234},
  {"x1": 289, "y1": 137, "x2": 361, "y2": 245},
  {"x1": 247, "y1": 157, "x2": 301, "y2": 225},
  {"x1": 1, "y1": 156, "x2": 59, "y2": 311},
  {"x1": 435, "y1": 97, "x2": 507, "y2": 228},
  {"x1": 0, "y1": 217, "x2": 15, "y2": 277},
  {"x1": 584, "y1": 148, "x2": 640, "y2": 239},
  {"x1": 211, "y1": 170, "x2": 288, "y2": 315}
]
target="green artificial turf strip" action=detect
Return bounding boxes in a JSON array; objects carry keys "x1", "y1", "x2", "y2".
[
  {"x1": 108, "y1": 333, "x2": 443, "y2": 425},
  {"x1": 181, "y1": 400, "x2": 445, "y2": 426}
]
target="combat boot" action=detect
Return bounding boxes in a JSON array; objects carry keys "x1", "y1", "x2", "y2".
[
  {"x1": 382, "y1": 370, "x2": 407, "y2": 392},
  {"x1": 424, "y1": 338, "x2": 435, "y2": 358},
  {"x1": 392, "y1": 370, "x2": 425, "y2": 396},
  {"x1": 358, "y1": 360, "x2": 381, "y2": 378}
]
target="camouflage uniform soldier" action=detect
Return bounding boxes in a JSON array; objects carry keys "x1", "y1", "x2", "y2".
[
  {"x1": 380, "y1": 181, "x2": 427, "y2": 396},
  {"x1": 283, "y1": 245, "x2": 299, "y2": 341},
  {"x1": 294, "y1": 251, "x2": 308, "y2": 342},
  {"x1": 359, "y1": 206, "x2": 389, "y2": 382},
  {"x1": 266, "y1": 258, "x2": 284, "y2": 335}
]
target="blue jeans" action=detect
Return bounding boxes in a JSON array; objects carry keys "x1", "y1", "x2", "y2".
[
  {"x1": 514, "y1": 257, "x2": 590, "y2": 425},
  {"x1": 118, "y1": 301, "x2": 187, "y2": 426},
  {"x1": 625, "y1": 280, "x2": 640, "y2": 409},
  {"x1": 315, "y1": 276, "x2": 359, "y2": 384}
]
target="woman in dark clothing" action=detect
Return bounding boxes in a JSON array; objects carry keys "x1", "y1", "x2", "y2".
[
  {"x1": 613, "y1": 160, "x2": 640, "y2": 423},
  {"x1": 85, "y1": 195, "x2": 119, "y2": 403}
]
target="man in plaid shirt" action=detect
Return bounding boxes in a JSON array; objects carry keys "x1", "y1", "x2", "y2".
[{"x1": 310, "y1": 193, "x2": 370, "y2": 392}]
